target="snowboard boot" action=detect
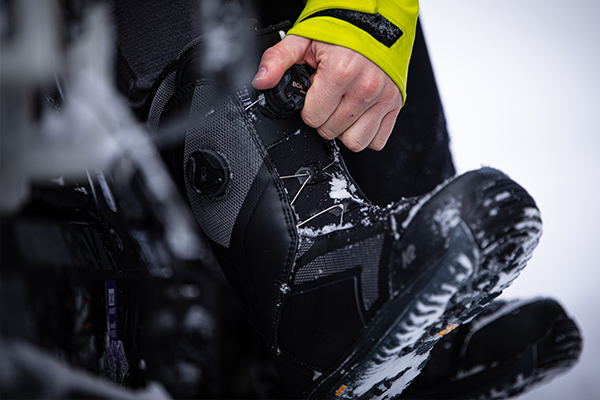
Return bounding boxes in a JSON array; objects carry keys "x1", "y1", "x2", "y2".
[
  {"x1": 146, "y1": 34, "x2": 543, "y2": 399},
  {"x1": 400, "y1": 297, "x2": 583, "y2": 399}
]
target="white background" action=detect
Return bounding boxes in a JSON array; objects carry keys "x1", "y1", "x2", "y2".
[{"x1": 419, "y1": 1, "x2": 600, "y2": 398}]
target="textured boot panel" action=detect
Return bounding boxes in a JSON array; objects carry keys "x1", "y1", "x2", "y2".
[{"x1": 182, "y1": 81, "x2": 264, "y2": 248}]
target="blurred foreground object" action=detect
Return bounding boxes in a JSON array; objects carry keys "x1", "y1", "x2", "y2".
[{"x1": 0, "y1": 1, "x2": 226, "y2": 397}]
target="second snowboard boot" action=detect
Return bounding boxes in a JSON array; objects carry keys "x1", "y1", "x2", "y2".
[{"x1": 400, "y1": 297, "x2": 583, "y2": 399}]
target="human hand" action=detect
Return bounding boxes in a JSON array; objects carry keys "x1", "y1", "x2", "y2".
[{"x1": 252, "y1": 35, "x2": 402, "y2": 152}]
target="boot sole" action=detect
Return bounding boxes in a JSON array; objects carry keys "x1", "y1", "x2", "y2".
[{"x1": 309, "y1": 168, "x2": 542, "y2": 399}]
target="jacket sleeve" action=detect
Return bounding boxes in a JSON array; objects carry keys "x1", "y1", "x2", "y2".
[{"x1": 287, "y1": 0, "x2": 419, "y2": 104}]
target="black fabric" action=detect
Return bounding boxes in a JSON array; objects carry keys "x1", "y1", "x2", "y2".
[
  {"x1": 252, "y1": 0, "x2": 305, "y2": 28},
  {"x1": 303, "y1": 9, "x2": 403, "y2": 47},
  {"x1": 278, "y1": 274, "x2": 365, "y2": 370},
  {"x1": 235, "y1": 161, "x2": 298, "y2": 343},
  {"x1": 341, "y1": 20, "x2": 456, "y2": 204},
  {"x1": 112, "y1": 0, "x2": 199, "y2": 119},
  {"x1": 112, "y1": 0, "x2": 305, "y2": 120}
]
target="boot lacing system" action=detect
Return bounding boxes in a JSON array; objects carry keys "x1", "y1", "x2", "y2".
[{"x1": 279, "y1": 161, "x2": 348, "y2": 228}]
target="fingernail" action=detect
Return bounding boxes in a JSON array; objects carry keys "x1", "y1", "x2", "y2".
[{"x1": 253, "y1": 67, "x2": 267, "y2": 83}]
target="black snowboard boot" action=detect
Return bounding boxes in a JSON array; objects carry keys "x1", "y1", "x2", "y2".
[
  {"x1": 146, "y1": 35, "x2": 543, "y2": 399},
  {"x1": 400, "y1": 297, "x2": 583, "y2": 399}
]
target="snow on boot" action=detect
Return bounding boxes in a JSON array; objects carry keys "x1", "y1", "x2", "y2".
[
  {"x1": 146, "y1": 35, "x2": 543, "y2": 399},
  {"x1": 400, "y1": 297, "x2": 583, "y2": 399}
]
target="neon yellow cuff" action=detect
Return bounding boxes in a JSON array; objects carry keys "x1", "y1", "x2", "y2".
[{"x1": 288, "y1": 0, "x2": 419, "y2": 104}]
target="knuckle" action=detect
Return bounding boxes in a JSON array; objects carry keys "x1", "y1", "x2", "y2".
[
  {"x1": 384, "y1": 85, "x2": 402, "y2": 104},
  {"x1": 318, "y1": 126, "x2": 338, "y2": 140},
  {"x1": 260, "y1": 46, "x2": 280, "y2": 63},
  {"x1": 301, "y1": 109, "x2": 321, "y2": 128},
  {"x1": 342, "y1": 135, "x2": 368, "y2": 152},
  {"x1": 369, "y1": 137, "x2": 386, "y2": 151},
  {"x1": 360, "y1": 74, "x2": 384, "y2": 96},
  {"x1": 263, "y1": 43, "x2": 292, "y2": 65},
  {"x1": 377, "y1": 87, "x2": 402, "y2": 110},
  {"x1": 330, "y1": 62, "x2": 355, "y2": 84}
]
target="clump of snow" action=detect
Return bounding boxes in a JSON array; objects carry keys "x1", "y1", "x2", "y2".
[
  {"x1": 74, "y1": 185, "x2": 88, "y2": 195},
  {"x1": 399, "y1": 174, "x2": 456, "y2": 229},
  {"x1": 329, "y1": 175, "x2": 353, "y2": 200},
  {"x1": 348, "y1": 182, "x2": 358, "y2": 194},
  {"x1": 494, "y1": 191, "x2": 512, "y2": 202},
  {"x1": 298, "y1": 222, "x2": 354, "y2": 237},
  {"x1": 432, "y1": 198, "x2": 462, "y2": 238},
  {"x1": 389, "y1": 214, "x2": 400, "y2": 240},
  {"x1": 523, "y1": 207, "x2": 541, "y2": 218},
  {"x1": 280, "y1": 283, "x2": 290, "y2": 294}
]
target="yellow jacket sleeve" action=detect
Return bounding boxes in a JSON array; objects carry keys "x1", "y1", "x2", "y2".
[{"x1": 287, "y1": 0, "x2": 419, "y2": 104}]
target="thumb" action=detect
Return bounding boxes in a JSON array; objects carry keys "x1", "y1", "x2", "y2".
[{"x1": 252, "y1": 35, "x2": 311, "y2": 90}]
